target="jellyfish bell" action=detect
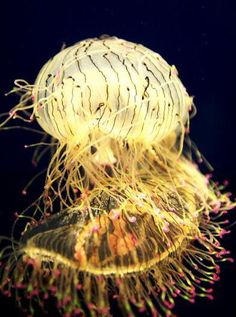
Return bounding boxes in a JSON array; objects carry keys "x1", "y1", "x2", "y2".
[
  {"x1": 32, "y1": 36, "x2": 192, "y2": 163},
  {"x1": 33, "y1": 36, "x2": 191, "y2": 142}
]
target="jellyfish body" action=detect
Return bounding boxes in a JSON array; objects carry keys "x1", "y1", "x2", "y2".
[
  {"x1": 20, "y1": 38, "x2": 194, "y2": 207},
  {"x1": 0, "y1": 36, "x2": 235, "y2": 317}
]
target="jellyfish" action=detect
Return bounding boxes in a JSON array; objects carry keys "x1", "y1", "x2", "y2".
[
  {"x1": 0, "y1": 36, "x2": 235, "y2": 317},
  {"x1": 3, "y1": 36, "x2": 193, "y2": 208}
]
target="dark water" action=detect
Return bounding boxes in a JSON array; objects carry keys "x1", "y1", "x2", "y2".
[{"x1": 0, "y1": 0, "x2": 235, "y2": 316}]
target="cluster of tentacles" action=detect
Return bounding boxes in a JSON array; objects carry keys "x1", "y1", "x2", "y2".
[{"x1": 0, "y1": 132, "x2": 235, "y2": 317}]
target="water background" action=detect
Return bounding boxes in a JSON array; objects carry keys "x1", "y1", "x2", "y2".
[{"x1": 0, "y1": 1, "x2": 235, "y2": 316}]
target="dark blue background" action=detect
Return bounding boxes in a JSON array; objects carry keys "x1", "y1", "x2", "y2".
[{"x1": 0, "y1": 0, "x2": 235, "y2": 316}]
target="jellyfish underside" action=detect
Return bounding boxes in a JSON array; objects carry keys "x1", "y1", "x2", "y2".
[
  {"x1": 1, "y1": 153, "x2": 232, "y2": 316},
  {"x1": 22, "y1": 183, "x2": 195, "y2": 275}
]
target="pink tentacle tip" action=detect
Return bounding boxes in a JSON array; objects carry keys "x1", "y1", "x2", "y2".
[
  {"x1": 219, "y1": 229, "x2": 231, "y2": 238},
  {"x1": 76, "y1": 284, "x2": 83, "y2": 290},
  {"x1": 138, "y1": 306, "x2": 146, "y2": 313},
  {"x1": 213, "y1": 273, "x2": 220, "y2": 281},
  {"x1": 128, "y1": 216, "x2": 137, "y2": 223},
  {"x1": 227, "y1": 257, "x2": 234, "y2": 263},
  {"x1": 91, "y1": 224, "x2": 100, "y2": 233},
  {"x1": 207, "y1": 294, "x2": 214, "y2": 300},
  {"x1": 163, "y1": 221, "x2": 170, "y2": 233},
  {"x1": 223, "y1": 179, "x2": 229, "y2": 186},
  {"x1": 110, "y1": 209, "x2": 120, "y2": 220},
  {"x1": 49, "y1": 286, "x2": 57, "y2": 293},
  {"x1": 164, "y1": 300, "x2": 175, "y2": 309}
]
